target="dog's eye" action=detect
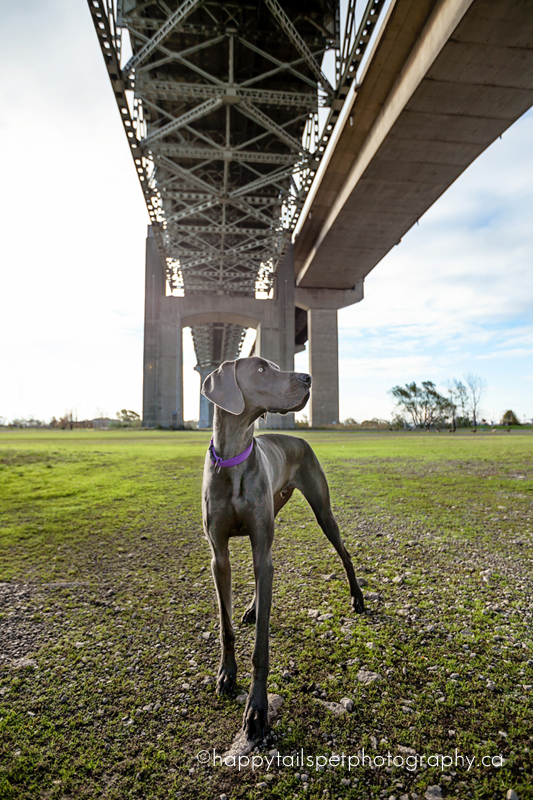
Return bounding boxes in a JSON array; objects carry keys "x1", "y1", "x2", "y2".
[{"x1": 258, "y1": 366, "x2": 264, "y2": 372}]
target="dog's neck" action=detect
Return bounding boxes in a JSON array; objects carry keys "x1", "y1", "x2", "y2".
[{"x1": 212, "y1": 405, "x2": 262, "y2": 460}]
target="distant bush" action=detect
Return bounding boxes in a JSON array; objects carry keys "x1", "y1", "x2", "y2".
[
  {"x1": 500, "y1": 410, "x2": 521, "y2": 426},
  {"x1": 360, "y1": 418, "x2": 390, "y2": 429}
]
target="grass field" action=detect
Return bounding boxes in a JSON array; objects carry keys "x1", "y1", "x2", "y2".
[{"x1": 0, "y1": 428, "x2": 532, "y2": 800}]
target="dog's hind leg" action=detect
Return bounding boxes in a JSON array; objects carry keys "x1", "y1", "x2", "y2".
[
  {"x1": 274, "y1": 487, "x2": 295, "y2": 517},
  {"x1": 241, "y1": 593, "x2": 256, "y2": 624},
  {"x1": 296, "y1": 455, "x2": 365, "y2": 614},
  {"x1": 210, "y1": 541, "x2": 238, "y2": 694}
]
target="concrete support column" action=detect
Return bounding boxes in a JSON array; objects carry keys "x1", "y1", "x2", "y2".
[
  {"x1": 257, "y1": 245, "x2": 295, "y2": 430},
  {"x1": 195, "y1": 365, "x2": 214, "y2": 429},
  {"x1": 158, "y1": 301, "x2": 183, "y2": 429},
  {"x1": 308, "y1": 308, "x2": 339, "y2": 427},
  {"x1": 142, "y1": 226, "x2": 184, "y2": 428},
  {"x1": 142, "y1": 226, "x2": 164, "y2": 428},
  {"x1": 276, "y1": 244, "x2": 296, "y2": 374}
]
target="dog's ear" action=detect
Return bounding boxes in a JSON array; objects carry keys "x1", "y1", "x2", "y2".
[{"x1": 201, "y1": 360, "x2": 245, "y2": 415}]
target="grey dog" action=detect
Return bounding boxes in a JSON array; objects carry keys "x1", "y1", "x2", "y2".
[{"x1": 201, "y1": 356, "x2": 365, "y2": 743}]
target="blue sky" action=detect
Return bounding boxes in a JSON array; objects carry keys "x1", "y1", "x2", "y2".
[{"x1": 0, "y1": 0, "x2": 532, "y2": 425}]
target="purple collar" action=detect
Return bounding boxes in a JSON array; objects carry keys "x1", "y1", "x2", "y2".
[{"x1": 209, "y1": 438, "x2": 254, "y2": 472}]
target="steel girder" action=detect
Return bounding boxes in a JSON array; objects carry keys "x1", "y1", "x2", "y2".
[
  {"x1": 192, "y1": 322, "x2": 246, "y2": 369},
  {"x1": 88, "y1": 0, "x2": 386, "y2": 376}
]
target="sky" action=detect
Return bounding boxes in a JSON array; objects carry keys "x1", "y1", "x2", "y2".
[{"x1": 0, "y1": 0, "x2": 532, "y2": 425}]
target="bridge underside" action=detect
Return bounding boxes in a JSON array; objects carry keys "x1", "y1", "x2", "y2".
[
  {"x1": 295, "y1": 0, "x2": 533, "y2": 287},
  {"x1": 89, "y1": 0, "x2": 386, "y2": 426},
  {"x1": 101, "y1": 0, "x2": 340, "y2": 385}
]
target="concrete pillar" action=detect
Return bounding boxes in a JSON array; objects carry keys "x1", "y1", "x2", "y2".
[
  {"x1": 308, "y1": 308, "x2": 339, "y2": 427},
  {"x1": 277, "y1": 243, "x2": 296, "y2": 374},
  {"x1": 257, "y1": 245, "x2": 295, "y2": 430},
  {"x1": 142, "y1": 226, "x2": 184, "y2": 428},
  {"x1": 142, "y1": 226, "x2": 164, "y2": 428},
  {"x1": 158, "y1": 302, "x2": 182, "y2": 429},
  {"x1": 195, "y1": 365, "x2": 214, "y2": 429}
]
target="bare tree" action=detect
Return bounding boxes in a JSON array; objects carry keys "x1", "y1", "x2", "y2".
[
  {"x1": 464, "y1": 373, "x2": 486, "y2": 427},
  {"x1": 444, "y1": 379, "x2": 470, "y2": 429},
  {"x1": 453, "y1": 380, "x2": 468, "y2": 422}
]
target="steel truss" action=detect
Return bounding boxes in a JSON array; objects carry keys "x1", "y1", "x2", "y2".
[{"x1": 88, "y1": 0, "x2": 386, "y2": 375}]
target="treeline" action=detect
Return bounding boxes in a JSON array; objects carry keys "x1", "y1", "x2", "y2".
[
  {"x1": 388, "y1": 374, "x2": 523, "y2": 429},
  {"x1": 296, "y1": 416, "x2": 390, "y2": 430},
  {"x1": 3, "y1": 410, "x2": 141, "y2": 429}
]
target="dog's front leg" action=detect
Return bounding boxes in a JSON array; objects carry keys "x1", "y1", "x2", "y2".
[
  {"x1": 210, "y1": 542, "x2": 237, "y2": 694},
  {"x1": 243, "y1": 521, "x2": 274, "y2": 741}
]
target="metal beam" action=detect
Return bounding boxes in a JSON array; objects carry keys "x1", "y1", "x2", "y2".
[
  {"x1": 178, "y1": 238, "x2": 276, "y2": 269},
  {"x1": 263, "y1": 0, "x2": 334, "y2": 95},
  {"x1": 164, "y1": 190, "x2": 282, "y2": 205},
  {"x1": 150, "y1": 142, "x2": 300, "y2": 165},
  {"x1": 174, "y1": 225, "x2": 271, "y2": 235},
  {"x1": 142, "y1": 97, "x2": 223, "y2": 145},
  {"x1": 135, "y1": 77, "x2": 320, "y2": 109},
  {"x1": 237, "y1": 100, "x2": 305, "y2": 152},
  {"x1": 155, "y1": 155, "x2": 215, "y2": 192},
  {"x1": 122, "y1": 0, "x2": 204, "y2": 75},
  {"x1": 122, "y1": 16, "x2": 220, "y2": 39},
  {"x1": 167, "y1": 198, "x2": 220, "y2": 222},
  {"x1": 229, "y1": 197, "x2": 280, "y2": 228},
  {"x1": 339, "y1": 0, "x2": 387, "y2": 90},
  {"x1": 237, "y1": 36, "x2": 317, "y2": 91}
]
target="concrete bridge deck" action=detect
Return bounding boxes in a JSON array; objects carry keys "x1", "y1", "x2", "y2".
[{"x1": 295, "y1": 0, "x2": 533, "y2": 289}]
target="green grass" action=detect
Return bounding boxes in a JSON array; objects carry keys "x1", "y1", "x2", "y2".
[{"x1": 0, "y1": 428, "x2": 532, "y2": 799}]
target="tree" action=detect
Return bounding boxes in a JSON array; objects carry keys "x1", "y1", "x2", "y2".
[
  {"x1": 464, "y1": 373, "x2": 486, "y2": 427},
  {"x1": 501, "y1": 410, "x2": 520, "y2": 426},
  {"x1": 389, "y1": 381, "x2": 448, "y2": 428},
  {"x1": 343, "y1": 417, "x2": 358, "y2": 428},
  {"x1": 58, "y1": 413, "x2": 71, "y2": 430},
  {"x1": 116, "y1": 409, "x2": 141, "y2": 424},
  {"x1": 445, "y1": 383, "x2": 457, "y2": 431},
  {"x1": 453, "y1": 379, "x2": 469, "y2": 423},
  {"x1": 444, "y1": 379, "x2": 471, "y2": 429},
  {"x1": 391, "y1": 413, "x2": 407, "y2": 429}
]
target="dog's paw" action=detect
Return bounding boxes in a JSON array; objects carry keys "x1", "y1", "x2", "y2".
[
  {"x1": 351, "y1": 593, "x2": 366, "y2": 614},
  {"x1": 241, "y1": 605, "x2": 256, "y2": 624},
  {"x1": 242, "y1": 697, "x2": 268, "y2": 741},
  {"x1": 216, "y1": 667, "x2": 236, "y2": 695}
]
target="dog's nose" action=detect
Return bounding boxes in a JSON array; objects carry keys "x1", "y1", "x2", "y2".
[{"x1": 298, "y1": 373, "x2": 312, "y2": 387}]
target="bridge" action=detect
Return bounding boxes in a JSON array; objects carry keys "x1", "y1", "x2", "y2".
[{"x1": 88, "y1": 0, "x2": 533, "y2": 428}]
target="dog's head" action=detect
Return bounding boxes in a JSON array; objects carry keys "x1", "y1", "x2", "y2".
[{"x1": 201, "y1": 357, "x2": 311, "y2": 417}]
